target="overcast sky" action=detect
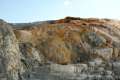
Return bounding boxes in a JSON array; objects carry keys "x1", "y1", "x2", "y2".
[{"x1": 0, "y1": 0, "x2": 120, "y2": 23}]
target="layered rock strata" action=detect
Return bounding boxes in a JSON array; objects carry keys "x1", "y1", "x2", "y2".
[{"x1": 0, "y1": 17, "x2": 120, "y2": 80}]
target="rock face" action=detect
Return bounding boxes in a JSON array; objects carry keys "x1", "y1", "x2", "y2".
[
  {"x1": 0, "y1": 20, "x2": 24, "y2": 80},
  {"x1": 0, "y1": 17, "x2": 120, "y2": 80}
]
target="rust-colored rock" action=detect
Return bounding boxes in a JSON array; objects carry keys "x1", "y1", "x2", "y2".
[
  {"x1": 0, "y1": 17, "x2": 120, "y2": 80},
  {"x1": 13, "y1": 17, "x2": 120, "y2": 64}
]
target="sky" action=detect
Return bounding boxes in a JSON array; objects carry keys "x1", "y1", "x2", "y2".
[{"x1": 0, "y1": 0, "x2": 120, "y2": 23}]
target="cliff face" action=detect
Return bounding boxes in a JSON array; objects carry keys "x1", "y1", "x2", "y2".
[
  {"x1": 14, "y1": 17, "x2": 120, "y2": 64},
  {"x1": 0, "y1": 20, "x2": 24, "y2": 80},
  {"x1": 0, "y1": 17, "x2": 120, "y2": 80}
]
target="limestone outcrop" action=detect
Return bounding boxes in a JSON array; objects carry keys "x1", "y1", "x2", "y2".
[
  {"x1": 0, "y1": 17, "x2": 120, "y2": 80},
  {"x1": 0, "y1": 20, "x2": 24, "y2": 80}
]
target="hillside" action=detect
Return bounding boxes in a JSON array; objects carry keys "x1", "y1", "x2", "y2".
[{"x1": 0, "y1": 17, "x2": 120, "y2": 80}]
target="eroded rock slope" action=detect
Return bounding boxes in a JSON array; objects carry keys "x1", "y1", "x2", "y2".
[{"x1": 0, "y1": 17, "x2": 120, "y2": 80}]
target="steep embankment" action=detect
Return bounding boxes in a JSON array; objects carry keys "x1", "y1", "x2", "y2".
[
  {"x1": 14, "y1": 17, "x2": 120, "y2": 64},
  {"x1": 0, "y1": 17, "x2": 120, "y2": 80}
]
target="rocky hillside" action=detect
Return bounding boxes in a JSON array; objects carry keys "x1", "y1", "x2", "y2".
[{"x1": 0, "y1": 17, "x2": 120, "y2": 80}]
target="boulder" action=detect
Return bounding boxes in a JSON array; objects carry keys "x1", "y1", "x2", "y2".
[{"x1": 92, "y1": 48, "x2": 113, "y2": 60}]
